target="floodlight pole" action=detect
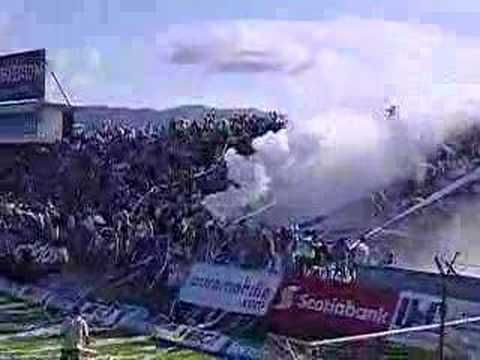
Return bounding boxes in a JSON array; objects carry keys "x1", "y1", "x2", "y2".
[
  {"x1": 50, "y1": 71, "x2": 71, "y2": 107},
  {"x1": 434, "y1": 252, "x2": 459, "y2": 360},
  {"x1": 44, "y1": 59, "x2": 72, "y2": 107},
  {"x1": 439, "y1": 270, "x2": 447, "y2": 360}
]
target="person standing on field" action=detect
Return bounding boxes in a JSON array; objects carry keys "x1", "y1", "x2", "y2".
[{"x1": 61, "y1": 307, "x2": 95, "y2": 360}]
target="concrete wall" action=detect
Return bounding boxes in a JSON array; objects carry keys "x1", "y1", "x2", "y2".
[{"x1": 38, "y1": 104, "x2": 63, "y2": 143}]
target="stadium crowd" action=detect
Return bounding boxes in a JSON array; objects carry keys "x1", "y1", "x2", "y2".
[
  {"x1": 3, "y1": 106, "x2": 480, "y2": 290},
  {"x1": 0, "y1": 109, "x2": 291, "y2": 287}
]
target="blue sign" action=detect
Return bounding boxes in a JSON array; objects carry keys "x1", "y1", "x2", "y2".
[
  {"x1": 0, "y1": 112, "x2": 39, "y2": 138},
  {"x1": 0, "y1": 49, "x2": 45, "y2": 102}
]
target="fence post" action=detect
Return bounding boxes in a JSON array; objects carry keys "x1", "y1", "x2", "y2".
[{"x1": 434, "y1": 252, "x2": 459, "y2": 360}]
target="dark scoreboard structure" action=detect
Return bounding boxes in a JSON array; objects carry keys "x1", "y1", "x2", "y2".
[
  {"x1": 0, "y1": 49, "x2": 46, "y2": 103},
  {"x1": 0, "y1": 49, "x2": 72, "y2": 143}
]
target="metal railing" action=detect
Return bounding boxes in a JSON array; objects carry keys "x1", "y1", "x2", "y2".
[{"x1": 263, "y1": 315, "x2": 480, "y2": 359}]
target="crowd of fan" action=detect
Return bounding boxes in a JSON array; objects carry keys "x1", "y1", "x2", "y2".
[
  {"x1": 370, "y1": 123, "x2": 480, "y2": 217},
  {"x1": 0, "y1": 109, "x2": 291, "y2": 288},
  {"x1": 5, "y1": 107, "x2": 478, "y2": 288},
  {"x1": 1, "y1": 105, "x2": 454, "y2": 289}
]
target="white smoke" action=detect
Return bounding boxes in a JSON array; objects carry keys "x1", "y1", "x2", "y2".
[
  {"x1": 160, "y1": 17, "x2": 480, "y2": 224},
  {"x1": 203, "y1": 149, "x2": 272, "y2": 220},
  {"x1": 382, "y1": 193, "x2": 480, "y2": 275}
]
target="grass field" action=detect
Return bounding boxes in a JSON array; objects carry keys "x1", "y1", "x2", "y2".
[{"x1": 0, "y1": 293, "x2": 212, "y2": 360}]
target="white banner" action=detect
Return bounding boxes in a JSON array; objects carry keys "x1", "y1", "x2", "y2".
[
  {"x1": 389, "y1": 291, "x2": 480, "y2": 358},
  {"x1": 179, "y1": 263, "x2": 282, "y2": 316},
  {"x1": 180, "y1": 327, "x2": 230, "y2": 353},
  {"x1": 391, "y1": 291, "x2": 480, "y2": 329}
]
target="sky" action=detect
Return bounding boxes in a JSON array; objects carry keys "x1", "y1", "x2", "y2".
[{"x1": 1, "y1": 0, "x2": 480, "y2": 110}]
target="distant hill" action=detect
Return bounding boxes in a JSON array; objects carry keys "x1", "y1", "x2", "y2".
[{"x1": 73, "y1": 104, "x2": 269, "y2": 131}]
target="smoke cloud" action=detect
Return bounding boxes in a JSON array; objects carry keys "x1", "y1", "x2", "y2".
[
  {"x1": 161, "y1": 17, "x2": 480, "y2": 227},
  {"x1": 380, "y1": 191, "x2": 480, "y2": 275}
]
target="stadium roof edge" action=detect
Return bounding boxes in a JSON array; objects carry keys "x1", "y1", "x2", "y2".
[{"x1": 0, "y1": 99, "x2": 70, "y2": 109}]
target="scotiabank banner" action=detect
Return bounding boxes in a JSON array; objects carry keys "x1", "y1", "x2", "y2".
[{"x1": 269, "y1": 276, "x2": 399, "y2": 338}]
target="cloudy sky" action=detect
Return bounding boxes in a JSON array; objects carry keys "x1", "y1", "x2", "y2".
[
  {"x1": 1, "y1": 0, "x2": 480, "y2": 111},
  {"x1": 4, "y1": 1, "x2": 480, "y2": 223}
]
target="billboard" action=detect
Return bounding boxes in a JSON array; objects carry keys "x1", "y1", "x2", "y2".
[
  {"x1": 269, "y1": 276, "x2": 399, "y2": 338},
  {"x1": 0, "y1": 49, "x2": 46, "y2": 102},
  {"x1": 179, "y1": 263, "x2": 282, "y2": 316},
  {"x1": 388, "y1": 291, "x2": 480, "y2": 358}
]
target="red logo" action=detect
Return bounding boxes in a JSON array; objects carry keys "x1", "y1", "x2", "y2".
[{"x1": 270, "y1": 277, "x2": 398, "y2": 338}]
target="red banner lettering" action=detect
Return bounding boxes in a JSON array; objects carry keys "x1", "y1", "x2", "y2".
[{"x1": 269, "y1": 276, "x2": 399, "y2": 339}]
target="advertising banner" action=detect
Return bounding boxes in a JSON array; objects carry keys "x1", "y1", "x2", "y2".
[
  {"x1": 0, "y1": 49, "x2": 45, "y2": 102},
  {"x1": 179, "y1": 263, "x2": 282, "y2": 316},
  {"x1": 224, "y1": 339, "x2": 262, "y2": 360},
  {"x1": 179, "y1": 327, "x2": 231, "y2": 353},
  {"x1": 152, "y1": 323, "x2": 262, "y2": 359},
  {"x1": 269, "y1": 276, "x2": 399, "y2": 338},
  {"x1": 389, "y1": 291, "x2": 480, "y2": 358}
]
